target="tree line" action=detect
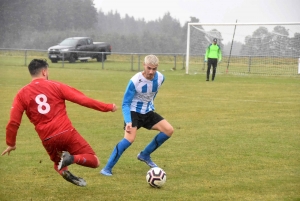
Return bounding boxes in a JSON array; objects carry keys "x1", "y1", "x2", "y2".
[
  {"x1": 0, "y1": 0, "x2": 299, "y2": 56},
  {"x1": 0, "y1": 0, "x2": 188, "y2": 53}
]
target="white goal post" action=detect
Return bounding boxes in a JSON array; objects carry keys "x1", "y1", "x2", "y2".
[{"x1": 185, "y1": 22, "x2": 300, "y2": 75}]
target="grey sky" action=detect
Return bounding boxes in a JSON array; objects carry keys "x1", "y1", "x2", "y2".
[
  {"x1": 93, "y1": 0, "x2": 300, "y2": 25},
  {"x1": 93, "y1": 0, "x2": 300, "y2": 43}
]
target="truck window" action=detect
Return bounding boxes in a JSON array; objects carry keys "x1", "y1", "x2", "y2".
[
  {"x1": 79, "y1": 39, "x2": 87, "y2": 46},
  {"x1": 87, "y1": 39, "x2": 92, "y2": 45},
  {"x1": 59, "y1": 38, "x2": 77, "y2": 46}
]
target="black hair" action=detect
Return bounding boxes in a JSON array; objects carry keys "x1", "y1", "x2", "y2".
[{"x1": 28, "y1": 59, "x2": 49, "y2": 76}]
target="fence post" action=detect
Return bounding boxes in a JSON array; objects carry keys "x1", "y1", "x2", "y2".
[
  {"x1": 182, "y1": 54, "x2": 185, "y2": 70},
  {"x1": 102, "y1": 52, "x2": 104, "y2": 69},
  {"x1": 174, "y1": 55, "x2": 176, "y2": 70},
  {"x1": 62, "y1": 53, "x2": 64, "y2": 68},
  {"x1": 138, "y1": 55, "x2": 140, "y2": 71},
  {"x1": 248, "y1": 56, "x2": 251, "y2": 72},
  {"x1": 298, "y1": 58, "x2": 300, "y2": 74},
  {"x1": 131, "y1": 54, "x2": 134, "y2": 71},
  {"x1": 24, "y1": 50, "x2": 27, "y2": 66}
]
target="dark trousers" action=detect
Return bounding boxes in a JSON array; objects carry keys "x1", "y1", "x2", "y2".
[{"x1": 207, "y1": 58, "x2": 218, "y2": 80}]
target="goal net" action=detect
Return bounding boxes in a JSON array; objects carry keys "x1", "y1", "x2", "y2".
[{"x1": 185, "y1": 23, "x2": 300, "y2": 75}]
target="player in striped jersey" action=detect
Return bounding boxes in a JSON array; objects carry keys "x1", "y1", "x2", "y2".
[{"x1": 101, "y1": 55, "x2": 174, "y2": 176}]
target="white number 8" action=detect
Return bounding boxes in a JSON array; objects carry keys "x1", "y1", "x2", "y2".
[{"x1": 35, "y1": 94, "x2": 50, "y2": 114}]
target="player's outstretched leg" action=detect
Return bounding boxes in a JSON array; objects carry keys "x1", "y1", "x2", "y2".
[
  {"x1": 100, "y1": 138, "x2": 131, "y2": 176},
  {"x1": 62, "y1": 170, "x2": 87, "y2": 187},
  {"x1": 137, "y1": 132, "x2": 170, "y2": 168},
  {"x1": 58, "y1": 151, "x2": 74, "y2": 170}
]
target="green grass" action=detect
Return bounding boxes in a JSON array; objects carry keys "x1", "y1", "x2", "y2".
[{"x1": 0, "y1": 60, "x2": 299, "y2": 201}]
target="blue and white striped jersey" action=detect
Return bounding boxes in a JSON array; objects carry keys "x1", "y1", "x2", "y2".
[{"x1": 122, "y1": 71, "x2": 165, "y2": 123}]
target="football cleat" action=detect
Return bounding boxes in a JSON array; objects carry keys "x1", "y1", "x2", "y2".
[
  {"x1": 62, "y1": 170, "x2": 86, "y2": 187},
  {"x1": 137, "y1": 152, "x2": 158, "y2": 168},
  {"x1": 58, "y1": 151, "x2": 74, "y2": 170},
  {"x1": 100, "y1": 168, "x2": 113, "y2": 176}
]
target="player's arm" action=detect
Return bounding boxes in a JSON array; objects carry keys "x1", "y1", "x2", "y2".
[
  {"x1": 205, "y1": 45, "x2": 210, "y2": 61},
  {"x1": 60, "y1": 83, "x2": 116, "y2": 112},
  {"x1": 2, "y1": 95, "x2": 24, "y2": 156},
  {"x1": 1, "y1": 146, "x2": 16, "y2": 156},
  {"x1": 218, "y1": 46, "x2": 222, "y2": 62},
  {"x1": 122, "y1": 81, "x2": 135, "y2": 124}
]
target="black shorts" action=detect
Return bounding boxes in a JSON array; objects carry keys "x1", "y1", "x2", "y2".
[
  {"x1": 208, "y1": 58, "x2": 218, "y2": 68},
  {"x1": 124, "y1": 111, "x2": 164, "y2": 130}
]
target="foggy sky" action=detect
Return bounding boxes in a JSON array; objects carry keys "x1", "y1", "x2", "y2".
[
  {"x1": 93, "y1": 0, "x2": 300, "y2": 25},
  {"x1": 93, "y1": 0, "x2": 300, "y2": 43}
]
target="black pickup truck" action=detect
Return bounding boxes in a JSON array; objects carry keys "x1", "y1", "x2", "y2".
[{"x1": 47, "y1": 37, "x2": 111, "y2": 63}]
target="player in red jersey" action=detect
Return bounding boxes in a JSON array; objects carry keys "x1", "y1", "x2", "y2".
[{"x1": 1, "y1": 59, "x2": 117, "y2": 187}]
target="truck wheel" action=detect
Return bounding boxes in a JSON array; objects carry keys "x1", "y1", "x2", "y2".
[
  {"x1": 50, "y1": 59, "x2": 58, "y2": 63},
  {"x1": 96, "y1": 53, "x2": 106, "y2": 62},
  {"x1": 69, "y1": 54, "x2": 76, "y2": 63}
]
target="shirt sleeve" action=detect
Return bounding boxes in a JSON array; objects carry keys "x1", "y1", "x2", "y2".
[
  {"x1": 6, "y1": 94, "x2": 25, "y2": 147},
  {"x1": 122, "y1": 81, "x2": 135, "y2": 124},
  {"x1": 205, "y1": 44, "x2": 210, "y2": 60},
  {"x1": 218, "y1": 46, "x2": 222, "y2": 60},
  {"x1": 59, "y1": 83, "x2": 114, "y2": 112}
]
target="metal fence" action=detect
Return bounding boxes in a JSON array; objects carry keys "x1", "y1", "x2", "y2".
[
  {"x1": 0, "y1": 48, "x2": 299, "y2": 76},
  {"x1": 0, "y1": 48, "x2": 185, "y2": 71}
]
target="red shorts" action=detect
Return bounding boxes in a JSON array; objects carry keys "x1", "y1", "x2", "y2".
[{"x1": 42, "y1": 129, "x2": 95, "y2": 164}]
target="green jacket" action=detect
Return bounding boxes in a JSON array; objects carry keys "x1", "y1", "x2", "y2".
[{"x1": 205, "y1": 44, "x2": 222, "y2": 61}]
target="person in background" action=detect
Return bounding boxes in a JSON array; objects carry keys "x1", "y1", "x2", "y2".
[
  {"x1": 100, "y1": 55, "x2": 174, "y2": 176},
  {"x1": 204, "y1": 38, "x2": 222, "y2": 81},
  {"x1": 1, "y1": 59, "x2": 117, "y2": 187}
]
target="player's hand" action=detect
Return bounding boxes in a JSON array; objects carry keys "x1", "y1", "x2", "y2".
[
  {"x1": 1, "y1": 146, "x2": 16, "y2": 156},
  {"x1": 218, "y1": 60, "x2": 221, "y2": 63},
  {"x1": 125, "y1": 123, "x2": 132, "y2": 133},
  {"x1": 204, "y1": 59, "x2": 207, "y2": 62},
  {"x1": 111, "y1": 104, "x2": 117, "y2": 112}
]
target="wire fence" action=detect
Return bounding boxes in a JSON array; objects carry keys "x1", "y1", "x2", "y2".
[
  {"x1": 0, "y1": 48, "x2": 185, "y2": 71},
  {"x1": 0, "y1": 48, "x2": 299, "y2": 76}
]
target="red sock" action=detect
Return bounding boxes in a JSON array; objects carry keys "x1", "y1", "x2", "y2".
[
  {"x1": 73, "y1": 154, "x2": 99, "y2": 168},
  {"x1": 54, "y1": 164, "x2": 68, "y2": 175}
]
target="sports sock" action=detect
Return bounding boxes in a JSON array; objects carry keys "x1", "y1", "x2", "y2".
[
  {"x1": 104, "y1": 138, "x2": 131, "y2": 170},
  {"x1": 73, "y1": 154, "x2": 99, "y2": 168},
  {"x1": 54, "y1": 164, "x2": 68, "y2": 175},
  {"x1": 142, "y1": 132, "x2": 170, "y2": 156}
]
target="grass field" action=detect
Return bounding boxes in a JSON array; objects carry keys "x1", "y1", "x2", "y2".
[{"x1": 0, "y1": 60, "x2": 299, "y2": 201}]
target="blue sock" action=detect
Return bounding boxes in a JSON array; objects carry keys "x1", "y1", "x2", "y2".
[
  {"x1": 142, "y1": 132, "x2": 170, "y2": 156},
  {"x1": 104, "y1": 138, "x2": 131, "y2": 170}
]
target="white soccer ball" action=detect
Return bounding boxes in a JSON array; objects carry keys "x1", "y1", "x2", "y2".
[{"x1": 146, "y1": 167, "x2": 166, "y2": 188}]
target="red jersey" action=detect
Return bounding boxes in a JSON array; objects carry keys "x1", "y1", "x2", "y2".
[{"x1": 6, "y1": 78, "x2": 114, "y2": 147}]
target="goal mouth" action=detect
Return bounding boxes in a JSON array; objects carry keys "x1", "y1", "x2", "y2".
[{"x1": 185, "y1": 22, "x2": 300, "y2": 76}]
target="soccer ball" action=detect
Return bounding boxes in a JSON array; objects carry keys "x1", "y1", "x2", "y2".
[{"x1": 146, "y1": 167, "x2": 166, "y2": 188}]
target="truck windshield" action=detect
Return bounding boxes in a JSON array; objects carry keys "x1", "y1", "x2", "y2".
[{"x1": 59, "y1": 39, "x2": 77, "y2": 46}]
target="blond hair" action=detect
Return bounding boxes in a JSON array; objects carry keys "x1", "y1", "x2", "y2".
[{"x1": 144, "y1": 55, "x2": 159, "y2": 66}]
